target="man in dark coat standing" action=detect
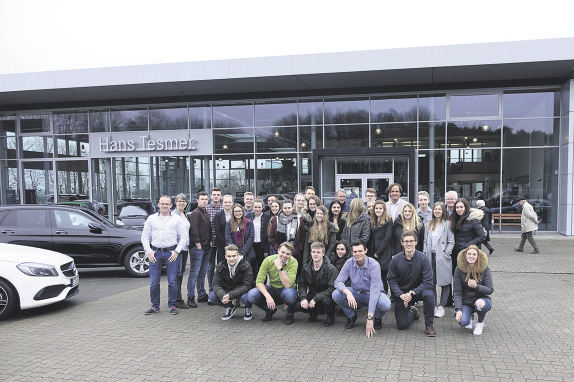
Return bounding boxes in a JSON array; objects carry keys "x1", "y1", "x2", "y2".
[{"x1": 477, "y1": 200, "x2": 494, "y2": 255}]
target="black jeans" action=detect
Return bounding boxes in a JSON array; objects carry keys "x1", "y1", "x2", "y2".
[
  {"x1": 394, "y1": 289, "x2": 435, "y2": 329},
  {"x1": 289, "y1": 294, "x2": 336, "y2": 317}
]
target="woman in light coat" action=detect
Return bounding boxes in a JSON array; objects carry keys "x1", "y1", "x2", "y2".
[{"x1": 423, "y1": 202, "x2": 454, "y2": 318}]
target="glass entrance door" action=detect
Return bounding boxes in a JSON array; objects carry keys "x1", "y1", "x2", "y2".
[{"x1": 337, "y1": 174, "x2": 393, "y2": 202}]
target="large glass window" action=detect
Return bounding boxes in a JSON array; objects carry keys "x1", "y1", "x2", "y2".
[
  {"x1": 255, "y1": 102, "x2": 297, "y2": 127},
  {"x1": 500, "y1": 147, "x2": 557, "y2": 231},
  {"x1": 372, "y1": 123, "x2": 417, "y2": 148},
  {"x1": 255, "y1": 126, "x2": 297, "y2": 153},
  {"x1": 298, "y1": 100, "x2": 323, "y2": 125},
  {"x1": 450, "y1": 94, "x2": 499, "y2": 119},
  {"x1": 324, "y1": 99, "x2": 369, "y2": 124},
  {"x1": 189, "y1": 106, "x2": 211, "y2": 129},
  {"x1": 149, "y1": 106, "x2": 188, "y2": 130},
  {"x1": 22, "y1": 136, "x2": 54, "y2": 159},
  {"x1": 0, "y1": 115, "x2": 17, "y2": 136},
  {"x1": 502, "y1": 119, "x2": 559, "y2": 147},
  {"x1": 419, "y1": 94, "x2": 446, "y2": 121},
  {"x1": 20, "y1": 114, "x2": 51, "y2": 134},
  {"x1": 23, "y1": 161, "x2": 53, "y2": 204},
  {"x1": 92, "y1": 158, "x2": 112, "y2": 207},
  {"x1": 214, "y1": 128, "x2": 254, "y2": 154},
  {"x1": 503, "y1": 90, "x2": 560, "y2": 118},
  {"x1": 111, "y1": 108, "x2": 148, "y2": 132},
  {"x1": 324, "y1": 124, "x2": 369, "y2": 148},
  {"x1": 419, "y1": 122, "x2": 446, "y2": 149},
  {"x1": 371, "y1": 96, "x2": 417, "y2": 123},
  {"x1": 447, "y1": 120, "x2": 501, "y2": 149},
  {"x1": 56, "y1": 135, "x2": 89, "y2": 158},
  {"x1": 56, "y1": 160, "x2": 89, "y2": 196},
  {"x1": 418, "y1": 150, "x2": 445, "y2": 203},
  {"x1": 53, "y1": 111, "x2": 88, "y2": 134},
  {"x1": 256, "y1": 154, "x2": 297, "y2": 195},
  {"x1": 0, "y1": 160, "x2": 19, "y2": 204},
  {"x1": 213, "y1": 104, "x2": 253, "y2": 128},
  {"x1": 150, "y1": 156, "x2": 190, "y2": 200},
  {"x1": 299, "y1": 126, "x2": 323, "y2": 152},
  {"x1": 89, "y1": 109, "x2": 110, "y2": 132},
  {"x1": 115, "y1": 157, "x2": 150, "y2": 200},
  {"x1": 215, "y1": 156, "x2": 255, "y2": 198}
]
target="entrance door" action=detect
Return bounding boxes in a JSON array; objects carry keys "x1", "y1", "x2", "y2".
[{"x1": 337, "y1": 174, "x2": 393, "y2": 202}]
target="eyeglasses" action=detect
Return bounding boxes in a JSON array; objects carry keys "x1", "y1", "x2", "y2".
[
  {"x1": 176, "y1": 200, "x2": 187, "y2": 203},
  {"x1": 402, "y1": 240, "x2": 416, "y2": 244}
]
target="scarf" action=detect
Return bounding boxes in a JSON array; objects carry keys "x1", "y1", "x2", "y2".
[
  {"x1": 277, "y1": 212, "x2": 298, "y2": 242},
  {"x1": 228, "y1": 254, "x2": 243, "y2": 278}
]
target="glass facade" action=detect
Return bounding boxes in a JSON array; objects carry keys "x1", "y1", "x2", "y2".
[{"x1": 0, "y1": 88, "x2": 561, "y2": 231}]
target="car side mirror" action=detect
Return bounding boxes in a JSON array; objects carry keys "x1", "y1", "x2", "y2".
[{"x1": 88, "y1": 222, "x2": 104, "y2": 233}]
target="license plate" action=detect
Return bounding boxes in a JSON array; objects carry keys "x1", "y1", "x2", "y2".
[{"x1": 70, "y1": 275, "x2": 79, "y2": 288}]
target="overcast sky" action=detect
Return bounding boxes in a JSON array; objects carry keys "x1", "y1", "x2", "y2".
[{"x1": 1, "y1": 0, "x2": 573, "y2": 75}]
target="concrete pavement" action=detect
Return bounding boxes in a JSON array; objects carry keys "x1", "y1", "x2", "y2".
[{"x1": 1, "y1": 233, "x2": 573, "y2": 381}]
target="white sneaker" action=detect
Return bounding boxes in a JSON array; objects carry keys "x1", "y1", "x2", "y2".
[
  {"x1": 465, "y1": 322, "x2": 473, "y2": 329},
  {"x1": 473, "y1": 322, "x2": 485, "y2": 335},
  {"x1": 222, "y1": 305, "x2": 236, "y2": 320},
  {"x1": 244, "y1": 307, "x2": 253, "y2": 320},
  {"x1": 434, "y1": 306, "x2": 445, "y2": 318}
]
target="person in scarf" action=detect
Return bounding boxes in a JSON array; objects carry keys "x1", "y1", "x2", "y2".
[
  {"x1": 225, "y1": 204, "x2": 256, "y2": 273},
  {"x1": 269, "y1": 199, "x2": 306, "y2": 274},
  {"x1": 209, "y1": 244, "x2": 254, "y2": 320}
]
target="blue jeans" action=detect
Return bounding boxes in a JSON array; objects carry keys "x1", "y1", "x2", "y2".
[
  {"x1": 176, "y1": 250, "x2": 188, "y2": 301},
  {"x1": 206, "y1": 247, "x2": 218, "y2": 293},
  {"x1": 459, "y1": 299, "x2": 492, "y2": 326},
  {"x1": 332, "y1": 287, "x2": 392, "y2": 319},
  {"x1": 149, "y1": 250, "x2": 179, "y2": 310},
  {"x1": 187, "y1": 247, "x2": 209, "y2": 299},
  {"x1": 208, "y1": 290, "x2": 251, "y2": 308},
  {"x1": 247, "y1": 285, "x2": 298, "y2": 314},
  {"x1": 394, "y1": 289, "x2": 435, "y2": 328}
]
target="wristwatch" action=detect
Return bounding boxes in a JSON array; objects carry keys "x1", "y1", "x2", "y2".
[
  {"x1": 279, "y1": 267, "x2": 284, "y2": 272},
  {"x1": 367, "y1": 315, "x2": 374, "y2": 321}
]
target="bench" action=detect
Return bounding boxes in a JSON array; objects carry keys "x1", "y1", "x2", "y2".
[{"x1": 492, "y1": 213, "x2": 521, "y2": 226}]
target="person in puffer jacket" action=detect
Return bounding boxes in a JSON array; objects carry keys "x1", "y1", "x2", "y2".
[{"x1": 450, "y1": 198, "x2": 485, "y2": 274}]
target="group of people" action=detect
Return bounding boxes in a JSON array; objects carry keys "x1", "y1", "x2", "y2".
[{"x1": 141, "y1": 185, "x2": 502, "y2": 337}]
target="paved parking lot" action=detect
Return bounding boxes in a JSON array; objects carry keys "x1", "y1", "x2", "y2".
[{"x1": 1, "y1": 233, "x2": 573, "y2": 381}]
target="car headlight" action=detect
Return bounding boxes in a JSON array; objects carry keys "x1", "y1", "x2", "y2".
[{"x1": 17, "y1": 262, "x2": 59, "y2": 277}]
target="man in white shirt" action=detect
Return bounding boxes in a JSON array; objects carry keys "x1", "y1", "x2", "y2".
[
  {"x1": 386, "y1": 183, "x2": 408, "y2": 221},
  {"x1": 141, "y1": 195, "x2": 188, "y2": 315}
]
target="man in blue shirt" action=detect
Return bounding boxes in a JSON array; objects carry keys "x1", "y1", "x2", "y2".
[
  {"x1": 387, "y1": 231, "x2": 436, "y2": 336},
  {"x1": 332, "y1": 240, "x2": 392, "y2": 337}
]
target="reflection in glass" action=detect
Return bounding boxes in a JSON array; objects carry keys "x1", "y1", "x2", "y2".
[
  {"x1": 0, "y1": 160, "x2": 19, "y2": 204},
  {"x1": 393, "y1": 157, "x2": 409, "y2": 198},
  {"x1": 56, "y1": 135, "x2": 89, "y2": 157},
  {"x1": 23, "y1": 161, "x2": 53, "y2": 204},
  {"x1": 0, "y1": 137, "x2": 18, "y2": 160},
  {"x1": 53, "y1": 111, "x2": 88, "y2": 134},
  {"x1": 22, "y1": 136, "x2": 54, "y2": 158},
  {"x1": 298, "y1": 101, "x2": 323, "y2": 125},
  {"x1": 255, "y1": 126, "x2": 297, "y2": 153},
  {"x1": 56, "y1": 160, "x2": 89, "y2": 196},
  {"x1": 92, "y1": 158, "x2": 110, "y2": 205},
  {"x1": 150, "y1": 107, "x2": 188, "y2": 130},
  {"x1": 215, "y1": 156, "x2": 255, "y2": 197},
  {"x1": 324, "y1": 125, "x2": 369, "y2": 148},
  {"x1": 500, "y1": 147, "x2": 557, "y2": 231},
  {"x1": 418, "y1": 150, "x2": 446, "y2": 203},
  {"x1": 371, "y1": 96, "x2": 417, "y2": 123},
  {"x1": 114, "y1": 157, "x2": 150, "y2": 200},
  {"x1": 447, "y1": 120, "x2": 501, "y2": 149},
  {"x1": 189, "y1": 106, "x2": 211, "y2": 129},
  {"x1": 324, "y1": 99, "x2": 369, "y2": 124},
  {"x1": 151, "y1": 156, "x2": 190, "y2": 200},
  {"x1": 256, "y1": 154, "x2": 297, "y2": 195},
  {"x1": 255, "y1": 102, "x2": 297, "y2": 127},
  {"x1": 0, "y1": 115, "x2": 16, "y2": 136},
  {"x1": 89, "y1": 110, "x2": 110, "y2": 132},
  {"x1": 502, "y1": 118, "x2": 558, "y2": 147},
  {"x1": 446, "y1": 148, "x2": 500, "y2": 205},
  {"x1": 214, "y1": 128, "x2": 254, "y2": 154},
  {"x1": 419, "y1": 94, "x2": 446, "y2": 121},
  {"x1": 20, "y1": 114, "x2": 50, "y2": 134},
  {"x1": 503, "y1": 90, "x2": 560, "y2": 118},
  {"x1": 111, "y1": 108, "x2": 148, "y2": 132},
  {"x1": 419, "y1": 122, "x2": 446, "y2": 149},
  {"x1": 337, "y1": 157, "x2": 393, "y2": 174},
  {"x1": 213, "y1": 105, "x2": 253, "y2": 128},
  {"x1": 299, "y1": 126, "x2": 323, "y2": 152},
  {"x1": 300, "y1": 153, "x2": 312, "y2": 189},
  {"x1": 450, "y1": 94, "x2": 499, "y2": 118},
  {"x1": 371, "y1": 123, "x2": 417, "y2": 148}
]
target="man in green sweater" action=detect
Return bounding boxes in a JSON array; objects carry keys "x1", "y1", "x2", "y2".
[{"x1": 247, "y1": 242, "x2": 298, "y2": 323}]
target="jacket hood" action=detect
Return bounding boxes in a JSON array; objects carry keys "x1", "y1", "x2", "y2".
[
  {"x1": 457, "y1": 248, "x2": 488, "y2": 273},
  {"x1": 466, "y1": 208, "x2": 484, "y2": 222}
]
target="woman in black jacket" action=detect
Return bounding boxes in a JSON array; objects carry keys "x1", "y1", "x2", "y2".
[
  {"x1": 391, "y1": 203, "x2": 424, "y2": 255},
  {"x1": 368, "y1": 200, "x2": 393, "y2": 293},
  {"x1": 450, "y1": 198, "x2": 486, "y2": 266},
  {"x1": 328, "y1": 200, "x2": 346, "y2": 241}
]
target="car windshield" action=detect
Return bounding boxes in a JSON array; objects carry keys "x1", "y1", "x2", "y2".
[
  {"x1": 81, "y1": 209, "x2": 118, "y2": 228},
  {"x1": 119, "y1": 205, "x2": 152, "y2": 217}
]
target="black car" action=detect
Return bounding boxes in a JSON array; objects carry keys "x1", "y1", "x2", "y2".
[{"x1": 0, "y1": 205, "x2": 149, "y2": 277}]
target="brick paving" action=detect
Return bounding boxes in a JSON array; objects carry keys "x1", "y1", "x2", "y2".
[{"x1": 1, "y1": 233, "x2": 573, "y2": 381}]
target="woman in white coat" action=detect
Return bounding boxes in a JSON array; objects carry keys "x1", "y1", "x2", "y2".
[{"x1": 423, "y1": 202, "x2": 454, "y2": 318}]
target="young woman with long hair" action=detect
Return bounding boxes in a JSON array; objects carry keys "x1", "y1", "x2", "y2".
[
  {"x1": 266, "y1": 200, "x2": 281, "y2": 255},
  {"x1": 368, "y1": 200, "x2": 393, "y2": 293},
  {"x1": 225, "y1": 204, "x2": 256, "y2": 271},
  {"x1": 302, "y1": 205, "x2": 337, "y2": 265},
  {"x1": 328, "y1": 200, "x2": 346, "y2": 241},
  {"x1": 341, "y1": 198, "x2": 370, "y2": 245},
  {"x1": 329, "y1": 240, "x2": 351, "y2": 273},
  {"x1": 391, "y1": 202, "x2": 424, "y2": 255},
  {"x1": 423, "y1": 202, "x2": 454, "y2": 318},
  {"x1": 450, "y1": 198, "x2": 486, "y2": 273}
]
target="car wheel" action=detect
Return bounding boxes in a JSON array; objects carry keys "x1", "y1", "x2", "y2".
[
  {"x1": 123, "y1": 247, "x2": 149, "y2": 278},
  {"x1": 0, "y1": 279, "x2": 18, "y2": 320}
]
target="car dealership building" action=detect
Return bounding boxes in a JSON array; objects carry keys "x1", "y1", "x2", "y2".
[{"x1": 1, "y1": 37, "x2": 573, "y2": 234}]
